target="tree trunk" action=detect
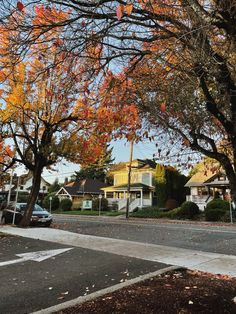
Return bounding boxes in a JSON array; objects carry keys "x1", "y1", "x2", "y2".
[
  {"x1": 221, "y1": 162, "x2": 236, "y2": 205},
  {"x1": 19, "y1": 164, "x2": 43, "y2": 227}
]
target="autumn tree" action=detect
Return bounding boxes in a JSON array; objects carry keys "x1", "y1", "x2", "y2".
[
  {"x1": 1, "y1": 1, "x2": 236, "y2": 203},
  {"x1": 0, "y1": 16, "x2": 140, "y2": 227},
  {"x1": 74, "y1": 144, "x2": 114, "y2": 183}
]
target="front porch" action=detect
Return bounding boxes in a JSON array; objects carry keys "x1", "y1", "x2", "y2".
[
  {"x1": 186, "y1": 184, "x2": 231, "y2": 211},
  {"x1": 102, "y1": 183, "x2": 154, "y2": 211}
]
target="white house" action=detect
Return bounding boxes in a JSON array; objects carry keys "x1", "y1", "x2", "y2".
[{"x1": 185, "y1": 168, "x2": 230, "y2": 210}]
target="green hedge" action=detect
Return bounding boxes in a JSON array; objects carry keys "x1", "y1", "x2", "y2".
[
  {"x1": 205, "y1": 208, "x2": 226, "y2": 221},
  {"x1": 205, "y1": 199, "x2": 229, "y2": 221},
  {"x1": 60, "y1": 198, "x2": 72, "y2": 211},
  {"x1": 43, "y1": 194, "x2": 60, "y2": 211},
  {"x1": 92, "y1": 198, "x2": 109, "y2": 211},
  {"x1": 206, "y1": 199, "x2": 229, "y2": 211},
  {"x1": 177, "y1": 201, "x2": 200, "y2": 219}
]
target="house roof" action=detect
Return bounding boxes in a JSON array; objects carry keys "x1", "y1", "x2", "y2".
[
  {"x1": 58, "y1": 179, "x2": 107, "y2": 196},
  {"x1": 102, "y1": 183, "x2": 154, "y2": 191},
  {"x1": 185, "y1": 170, "x2": 215, "y2": 187},
  {"x1": 77, "y1": 179, "x2": 107, "y2": 194},
  {"x1": 185, "y1": 161, "x2": 227, "y2": 187}
]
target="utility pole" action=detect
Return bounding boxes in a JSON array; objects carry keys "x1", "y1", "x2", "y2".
[{"x1": 126, "y1": 140, "x2": 133, "y2": 219}]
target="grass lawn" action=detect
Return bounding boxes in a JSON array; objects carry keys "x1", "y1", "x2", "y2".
[{"x1": 53, "y1": 210, "x2": 124, "y2": 217}]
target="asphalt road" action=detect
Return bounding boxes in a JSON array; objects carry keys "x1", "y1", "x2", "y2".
[
  {"x1": 53, "y1": 215, "x2": 236, "y2": 255},
  {"x1": 0, "y1": 233, "x2": 167, "y2": 314}
]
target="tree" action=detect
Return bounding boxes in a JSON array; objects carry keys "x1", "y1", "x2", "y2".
[
  {"x1": 0, "y1": 25, "x2": 139, "y2": 227},
  {"x1": 155, "y1": 164, "x2": 187, "y2": 207},
  {"x1": 48, "y1": 178, "x2": 61, "y2": 194},
  {"x1": 155, "y1": 164, "x2": 167, "y2": 207},
  {"x1": 75, "y1": 145, "x2": 114, "y2": 183},
  {"x1": 1, "y1": 1, "x2": 236, "y2": 202}
]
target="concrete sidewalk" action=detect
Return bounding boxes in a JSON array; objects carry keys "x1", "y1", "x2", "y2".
[{"x1": 1, "y1": 225, "x2": 236, "y2": 277}]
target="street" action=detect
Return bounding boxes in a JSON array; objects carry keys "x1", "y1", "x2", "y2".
[
  {"x1": 53, "y1": 215, "x2": 236, "y2": 255},
  {"x1": 1, "y1": 215, "x2": 236, "y2": 313},
  {"x1": 0, "y1": 233, "x2": 167, "y2": 314}
]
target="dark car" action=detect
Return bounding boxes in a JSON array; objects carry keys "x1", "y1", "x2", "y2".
[{"x1": 1, "y1": 203, "x2": 53, "y2": 227}]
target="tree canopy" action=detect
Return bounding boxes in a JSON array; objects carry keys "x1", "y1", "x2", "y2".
[{"x1": 0, "y1": 1, "x2": 236, "y2": 204}]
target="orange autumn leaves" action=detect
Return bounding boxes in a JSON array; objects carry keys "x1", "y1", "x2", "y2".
[
  {"x1": 0, "y1": 142, "x2": 14, "y2": 164},
  {"x1": 116, "y1": 3, "x2": 133, "y2": 20}
]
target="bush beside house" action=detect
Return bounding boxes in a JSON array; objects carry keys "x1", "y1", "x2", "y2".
[
  {"x1": 92, "y1": 198, "x2": 109, "y2": 211},
  {"x1": 43, "y1": 194, "x2": 60, "y2": 211},
  {"x1": 205, "y1": 199, "x2": 230, "y2": 221},
  {"x1": 131, "y1": 197, "x2": 235, "y2": 222},
  {"x1": 177, "y1": 201, "x2": 200, "y2": 219},
  {"x1": 60, "y1": 198, "x2": 73, "y2": 211}
]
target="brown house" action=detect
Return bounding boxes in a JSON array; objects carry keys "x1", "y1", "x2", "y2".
[{"x1": 56, "y1": 179, "x2": 107, "y2": 209}]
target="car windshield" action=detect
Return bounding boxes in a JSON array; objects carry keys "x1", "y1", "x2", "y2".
[
  {"x1": 16, "y1": 203, "x2": 45, "y2": 212},
  {"x1": 33, "y1": 204, "x2": 45, "y2": 212}
]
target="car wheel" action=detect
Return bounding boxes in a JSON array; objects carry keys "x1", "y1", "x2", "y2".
[{"x1": 44, "y1": 222, "x2": 51, "y2": 227}]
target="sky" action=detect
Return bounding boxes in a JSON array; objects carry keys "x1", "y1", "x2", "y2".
[{"x1": 41, "y1": 139, "x2": 158, "y2": 184}]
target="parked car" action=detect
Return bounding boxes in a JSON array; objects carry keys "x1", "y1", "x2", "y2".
[{"x1": 1, "y1": 203, "x2": 53, "y2": 227}]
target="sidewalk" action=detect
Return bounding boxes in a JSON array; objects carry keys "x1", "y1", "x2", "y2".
[{"x1": 1, "y1": 225, "x2": 236, "y2": 277}]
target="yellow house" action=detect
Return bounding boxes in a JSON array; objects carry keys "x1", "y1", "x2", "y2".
[{"x1": 102, "y1": 159, "x2": 156, "y2": 211}]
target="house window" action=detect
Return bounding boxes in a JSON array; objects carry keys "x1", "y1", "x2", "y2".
[
  {"x1": 20, "y1": 186, "x2": 24, "y2": 190},
  {"x1": 106, "y1": 192, "x2": 113, "y2": 198},
  {"x1": 131, "y1": 173, "x2": 139, "y2": 183},
  {"x1": 142, "y1": 173, "x2": 150, "y2": 185}
]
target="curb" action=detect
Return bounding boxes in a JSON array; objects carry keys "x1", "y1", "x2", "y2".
[
  {"x1": 53, "y1": 213, "x2": 235, "y2": 228},
  {"x1": 31, "y1": 265, "x2": 180, "y2": 314}
]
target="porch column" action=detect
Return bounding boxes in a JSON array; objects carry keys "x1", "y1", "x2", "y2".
[
  {"x1": 140, "y1": 189, "x2": 143, "y2": 208},
  {"x1": 150, "y1": 191, "x2": 152, "y2": 206},
  {"x1": 104, "y1": 191, "x2": 107, "y2": 198}
]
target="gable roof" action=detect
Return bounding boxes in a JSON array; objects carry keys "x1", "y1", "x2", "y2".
[
  {"x1": 77, "y1": 179, "x2": 107, "y2": 193},
  {"x1": 57, "y1": 179, "x2": 107, "y2": 196},
  {"x1": 185, "y1": 161, "x2": 223, "y2": 187}
]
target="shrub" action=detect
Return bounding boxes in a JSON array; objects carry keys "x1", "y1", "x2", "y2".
[
  {"x1": 131, "y1": 207, "x2": 159, "y2": 218},
  {"x1": 205, "y1": 199, "x2": 230, "y2": 221},
  {"x1": 60, "y1": 198, "x2": 72, "y2": 211},
  {"x1": 164, "y1": 207, "x2": 182, "y2": 219},
  {"x1": 177, "y1": 201, "x2": 200, "y2": 219},
  {"x1": 43, "y1": 194, "x2": 60, "y2": 211},
  {"x1": 205, "y1": 207, "x2": 226, "y2": 221},
  {"x1": 92, "y1": 198, "x2": 109, "y2": 211},
  {"x1": 165, "y1": 199, "x2": 179, "y2": 210},
  {"x1": 206, "y1": 199, "x2": 229, "y2": 211}
]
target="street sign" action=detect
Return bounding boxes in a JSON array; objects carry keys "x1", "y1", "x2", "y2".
[{"x1": 0, "y1": 248, "x2": 73, "y2": 267}]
